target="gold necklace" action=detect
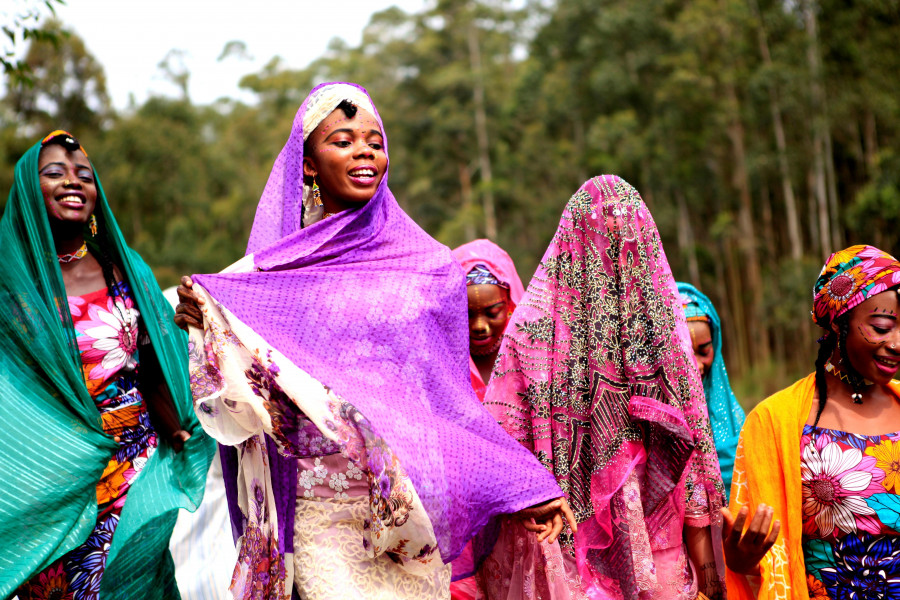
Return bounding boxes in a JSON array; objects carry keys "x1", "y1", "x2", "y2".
[{"x1": 57, "y1": 242, "x2": 88, "y2": 263}]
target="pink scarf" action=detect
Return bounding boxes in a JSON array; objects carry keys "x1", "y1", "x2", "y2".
[
  {"x1": 484, "y1": 175, "x2": 725, "y2": 599},
  {"x1": 452, "y1": 239, "x2": 525, "y2": 400}
]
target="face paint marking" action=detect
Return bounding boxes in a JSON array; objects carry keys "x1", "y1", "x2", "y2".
[{"x1": 858, "y1": 323, "x2": 884, "y2": 345}]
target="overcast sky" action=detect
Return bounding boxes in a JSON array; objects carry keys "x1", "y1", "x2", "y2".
[{"x1": 44, "y1": 0, "x2": 426, "y2": 109}]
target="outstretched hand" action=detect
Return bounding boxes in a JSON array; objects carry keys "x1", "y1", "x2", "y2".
[
  {"x1": 721, "y1": 504, "x2": 781, "y2": 575},
  {"x1": 515, "y1": 497, "x2": 578, "y2": 545},
  {"x1": 173, "y1": 275, "x2": 205, "y2": 331}
]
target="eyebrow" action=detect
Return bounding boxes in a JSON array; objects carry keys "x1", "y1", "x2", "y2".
[
  {"x1": 323, "y1": 127, "x2": 383, "y2": 142},
  {"x1": 871, "y1": 312, "x2": 898, "y2": 319},
  {"x1": 471, "y1": 300, "x2": 506, "y2": 311},
  {"x1": 39, "y1": 161, "x2": 92, "y2": 171}
]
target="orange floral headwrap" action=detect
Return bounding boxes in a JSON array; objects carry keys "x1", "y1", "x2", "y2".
[{"x1": 812, "y1": 245, "x2": 900, "y2": 330}]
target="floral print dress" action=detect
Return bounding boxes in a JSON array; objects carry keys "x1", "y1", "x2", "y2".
[
  {"x1": 19, "y1": 283, "x2": 158, "y2": 600},
  {"x1": 802, "y1": 423, "x2": 900, "y2": 599}
]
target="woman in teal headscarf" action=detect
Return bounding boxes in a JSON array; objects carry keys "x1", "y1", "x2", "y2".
[
  {"x1": 677, "y1": 282, "x2": 745, "y2": 496},
  {"x1": 0, "y1": 131, "x2": 214, "y2": 599}
]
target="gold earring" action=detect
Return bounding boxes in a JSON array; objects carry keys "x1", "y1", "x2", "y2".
[{"x1": 89, "y1": 214, "x2": 98, "y2": 236}]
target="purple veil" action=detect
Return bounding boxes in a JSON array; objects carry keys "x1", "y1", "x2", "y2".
[{"x1": 192, "y1": 82, "x2": 561, "y2": 563}]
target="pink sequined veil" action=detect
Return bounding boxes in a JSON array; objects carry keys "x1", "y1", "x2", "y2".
[{"x1": 483, "y1": 175, "x2": 726, "y2": 599}]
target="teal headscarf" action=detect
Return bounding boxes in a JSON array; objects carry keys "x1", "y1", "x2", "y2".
[
  {"x1": 677, "y1": 282, "x2": 745, "y2": 498},
  {"x1": 0, "y1": 137, "x2": 214, "y2": 597}
]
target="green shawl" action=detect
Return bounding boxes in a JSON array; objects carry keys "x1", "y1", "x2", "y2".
[{"x1": 0, "y1": 139, "x2": 214, "y2": 597}]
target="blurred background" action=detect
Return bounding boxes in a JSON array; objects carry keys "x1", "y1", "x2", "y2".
[{"x1": 2, "y1": 0, "x2": 899, "y2": 408}]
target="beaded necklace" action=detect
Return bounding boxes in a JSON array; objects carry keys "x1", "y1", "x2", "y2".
[
  {"x1": 57, "y1": 242, "x2": 88, "y2": 264},
  {"x1": 825, "y1": 359, "x2": 873, "y2": 404}
]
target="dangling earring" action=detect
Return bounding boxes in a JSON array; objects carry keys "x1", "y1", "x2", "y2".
[
  {"x1": 312, "y1": 179, "x2": 322, "y2": 206},
  {"x1": 89, "y1": 214, "x2": 98, "y2": 236}
]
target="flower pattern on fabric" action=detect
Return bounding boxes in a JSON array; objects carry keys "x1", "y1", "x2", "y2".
[
  {"x1": 75, "y1": 286, "x2": 140, "y2": 386},
  {"x1": 802, "y1": 424, "x2": 900, "y2": 600},
  {"x1": 22, "y1": 562, "x2": 73, "y2": 600},
  {"x1": 189, "y1": 297, "x2": 447, "y2": 596},
  {"x1": 67, "y1": 295, "x2": 87, "y2": 320},
  {"x1": 820, "y1": 535, "x2": 900, "y2": 599},
  {"x1": 867, "y1": 439, "x2": 900, "y2": 493},
  {"x1": 801, "y1": 432, "x2": 884, "y2": 537},
  {"x1": 19, "y1": 284, "x2": 156, "y2": 600},
  {"x1": 812, "y1": 245, "x2": 900, "y2": 330}
]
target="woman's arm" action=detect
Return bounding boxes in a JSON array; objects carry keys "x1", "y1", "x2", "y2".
[
  {"x1": 139, "y1": 340, "x2": 191, "y2": 452},
  {"x1": 685, "y1": 524, "x2": 723, "y2": 600}
]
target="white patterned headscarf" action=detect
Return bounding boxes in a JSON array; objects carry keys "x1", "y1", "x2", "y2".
[{"x1": 300, "y1": 84, "x2": 376, "y2": 226}]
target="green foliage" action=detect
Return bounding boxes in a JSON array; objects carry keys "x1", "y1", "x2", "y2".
[
  {"x1": 847, "y1": 150, "x2": 900, "y2": 255},
  {"x1": 1, "y1": 0, "x2": 67, "y2": 86},
  {"x1": 2, "y1": 2, "x2": 899, "y2": 408}
]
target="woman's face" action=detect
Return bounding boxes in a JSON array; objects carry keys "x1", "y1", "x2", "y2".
[
  {"x1": 39, "y1": 144, "x2": 96, "y2": 227},
  {"x1": 841, "y1": 290, "x2": 900, "y2": 384},
  {"x1": 466, "y1": 284, "x2": 510, "y2": 357},
  {"x1": 688, "y1": 320, "x2": 714, "y2": 378},
  {"x1": 303, "y1": 107, "x2": 387, "y2": 208}
]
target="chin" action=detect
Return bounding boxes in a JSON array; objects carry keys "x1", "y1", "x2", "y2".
[{"x1": 344, "y1": 192, "x2": 377, "y2": 205}]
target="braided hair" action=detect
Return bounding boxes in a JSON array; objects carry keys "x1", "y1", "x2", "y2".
[
  {"x1": 88, "y1": 234, "x2": 123, "y2": 299},
  {"x1": 812, "y1": 314, "x2": 867, "y2": 427}
]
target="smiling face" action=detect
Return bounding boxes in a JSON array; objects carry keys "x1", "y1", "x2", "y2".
[
  {"x1": 302, "y1": 106, "x2": 387, "y2": 212},
  {"x1": 688, "y1": 320, "x2": 715, "y2": 378},
  {"x1": 466, "y1": 284, "x2": 511, "y2": 357},
  {"x1": 839, "y1": 290, "x2": 900, "y2": 384},
  {"x1": 39, "y1": 144, "x2": 97, "y2": 227}
]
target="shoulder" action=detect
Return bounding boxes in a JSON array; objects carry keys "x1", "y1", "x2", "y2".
[
  {"x1": 744, "y1": 373, "x2": 815, "y2": 429},
  {"x1": 890, "y1": 379, "x2": 900, "y2": 397}
]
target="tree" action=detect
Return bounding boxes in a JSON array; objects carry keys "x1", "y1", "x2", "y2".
[
  {"x1": 1, "y1": 0, "x2": 66, "y2": 86},
  {"x1": 5, "y1": 19, "x2": 111, "y2": 135}
]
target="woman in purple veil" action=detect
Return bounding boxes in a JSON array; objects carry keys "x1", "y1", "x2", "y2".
[{"x1": 175, "y1": 82, "x2": 573, "y2": 599}]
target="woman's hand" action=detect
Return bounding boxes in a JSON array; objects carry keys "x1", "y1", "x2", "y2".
[
  {"x1": 168, "y1": 429, "x2": 192, "y2": 453},
  {"x1": 514, "y1": 497, "x2": 578, "y2": 544},
  {"x1": 721, "y1": 504, "x2": 781, "y2": 575},
  {"x1": 173, "y1": 275, "x2": 205, "y2": 331}
]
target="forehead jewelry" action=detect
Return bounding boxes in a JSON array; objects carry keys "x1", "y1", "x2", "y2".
[{"x1": 58, "y1": 242, "x2": 88, "y2": 264}]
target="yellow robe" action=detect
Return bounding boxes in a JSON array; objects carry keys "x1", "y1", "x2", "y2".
[{"x1": 726, "y1": 373, "x2": 900, "y2": 600}]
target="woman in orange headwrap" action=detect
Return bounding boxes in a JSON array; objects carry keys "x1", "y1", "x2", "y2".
[{"x1": 725, "y1": 245, "x2": 900, "y2": 600}]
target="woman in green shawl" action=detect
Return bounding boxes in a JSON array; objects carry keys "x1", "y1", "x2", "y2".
[{"x1": 0, "y1": 131, "x2": 214, "y2": 599}]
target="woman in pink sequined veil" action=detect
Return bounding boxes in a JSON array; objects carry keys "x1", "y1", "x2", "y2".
[{"x1": 482, "y1": 175, "x2": 727, "y2": 600}]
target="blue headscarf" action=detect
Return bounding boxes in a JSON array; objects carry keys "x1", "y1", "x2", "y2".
[{"x1": 677, "y1": 282, "x2": 745, "y2": 498}]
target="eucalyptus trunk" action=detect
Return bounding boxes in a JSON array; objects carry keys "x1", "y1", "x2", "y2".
[
  {"x1": 804, "y1": 0, "x2": 839, "y2": 251},
  {"x1": 750, "y1": 0, "x2": 803, "y2": 259},
  {"x1": 468, "y1": 22, "x2": 497, "y2": 240}
]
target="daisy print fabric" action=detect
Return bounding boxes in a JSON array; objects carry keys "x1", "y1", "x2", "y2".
[
  {"x1": 801, "y1": 424, "x2": 900, "y2": 599},
  {"x1": 74, "y1": 284, "x2": 140, "y2": 394}
]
